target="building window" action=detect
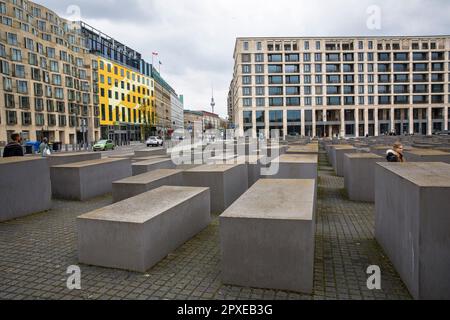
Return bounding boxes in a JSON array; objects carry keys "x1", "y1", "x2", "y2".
[
  {"x1": 243, "y1": 98, "x2": 252, "y2": 107},
  {"x1": 255, "y1": 53, "x2": 264, "y2": 62},
  {"x1": 242, "y1": 76, "x2": 251, "y2": 85},
  {"x1": 256, "y1": 98, "x2": 265, "y2": 107},
  {"x1": 255, "y1": 86, "x2": 265, "y2": 96},
  {"x1": 269, "y1": 97, "x2": 283, "y2": 107},
  {"x1": 255, "y1": 65, "x2": 264, "y2": 73},
  {"x1": 242, "y1": 87, "x2": 252, "y2": 96},
  {"x1": 241, "y1": 54, "x2": 251, "y2": 63},
  {"x1": 315, "y1": 41, "x2": 321, "y2": 50},
  {"x1": 243, "y1": 42, "x2": 249, "y2": 51},
  {"x1": 6, "y1": 111, "x2": 17, "y2": 125},
  {"x1": 286, "y1": 97, "x2": 300, "y2": 106},
  {"x1": 255, "y1": 75, "x2": 264, "y2": 84}
]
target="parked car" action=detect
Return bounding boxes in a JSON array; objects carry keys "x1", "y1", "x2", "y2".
[
  {"x1": 93, "y1": 140, "x2": 115, "y2": 151},
  {"x1": 146, "y1": 136, "x2": 163, "y2": 147}
]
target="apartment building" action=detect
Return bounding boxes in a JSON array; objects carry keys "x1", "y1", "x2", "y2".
[
  {"x1": 231, "y1": 36, "x2": 450, "y2": 138},
  {"x1": 0, "y1": 0, "x2": 99, "y2": 145},
  {"x1": 152, "y1": 67, "x2": 179, "y2": 137},
  {"x1": 184, "y1": 109, "x2": 226, "y2": 132},
  {"x1": 80, "y1": 22, "x2": 156, "y2": 144},
  {"x1": 170, "y1": 93, "x2": 184, "y2": 131}
]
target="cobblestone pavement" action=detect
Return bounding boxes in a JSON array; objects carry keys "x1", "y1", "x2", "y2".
[{"x1": 0, "y1": 148, "x2": 411, "y2": 300}]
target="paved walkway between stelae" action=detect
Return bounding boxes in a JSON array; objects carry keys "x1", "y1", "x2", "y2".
[{"x1": 0, "y1": 148, "x2": 411, "y2": 300}]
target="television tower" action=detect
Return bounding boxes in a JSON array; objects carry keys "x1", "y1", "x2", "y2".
[{"x1": 210, "y1": 86, "x2": 216, "y2": 114}]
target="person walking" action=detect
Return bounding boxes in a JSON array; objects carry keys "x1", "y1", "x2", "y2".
[
  {"x1": 38, "y1": 137, "x2": 51, "y2": 157},
  {"x1": 386, "y1": 142, "x2": 405, "y2": 162},
  {"x1": 2, "y1": 133, "x2": 24, "y2": 158}
]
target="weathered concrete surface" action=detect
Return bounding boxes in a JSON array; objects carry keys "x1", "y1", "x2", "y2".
[
  {"x1": 132, "y1": 158, "x2": 176, "y2": 176},
  {"x1": 0, "y1": 157, "x2": 51, "y2": 222},
  {"x1": 51, "y1": 158, "x2": 132, "y2": 201},
  {"x1": 334, "y1": 147, "x2": 358, "y2": 177},
  {"x1": 46, "y1": 152, "x2": 101, "y2": 167},
  {"x1": 370, "y1": 145, "x2": 392, "y2": 157},
  {"x1": 344, "y1": 153, "x2": 384, "y2": 202},
  {"x1": 328, "y1": 145, "x2": 353, "y2": 169},
  {"x1": 112, "y1": 169, "x2": 184, "y2": 203},
  {"x1": 404, "y1": 149, "x2": 450, "y2": 164},
  {"x1": 134, "y1": 148, "x2": 167, "y2": 158},
  {"x1": 183, "y1": 164, "x2": 248, "y2": 214},
  {"x1": 220, "y1": 179, "x2": 316, "y2": 293},
  {"x1": 223, "y1": 155, "x2": 263, "y2": 187},
  {"x1": 375, "y1": 162, "x2": 450, "y2": 300},
  {"x1": 264, "y1": 154, "x2": 318, "y2": 180},
  {"x1": 286, "y1": 144, "x2": 319, "y2": 155},
  {"x1": 260, "y1": 145, "x2": 288, "y2": 158},
  {"x1": 77, "y1": 186, "x2": 211, "y2": 272}
]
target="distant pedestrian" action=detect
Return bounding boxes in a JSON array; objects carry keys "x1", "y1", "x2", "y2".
[
  {"x1": 2, "y1": 133, "x2": 24, "y2": 158},
  {"x1": 386, "y1": 142, "x2": 405, "y2": 163},
  {"x1": 39, "y1": 138, "x2": 51, "y2": 157}
]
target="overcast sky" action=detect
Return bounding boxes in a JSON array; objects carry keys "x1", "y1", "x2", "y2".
[{"x1": 35, "y1": 0, "x2": 449, "y2": 118}]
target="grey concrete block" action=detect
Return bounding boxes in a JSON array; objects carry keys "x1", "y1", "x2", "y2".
[
  {"x1": 404, "y1": 149, "x2": 450, "y2": 163},
  {"x1": 134, "y1": 148, "x2": 167, "y2": 158},
  {"x1": 183, "y1": 164, "x2": 248, "y2": 214},
  {"x1": 51, "y1": 158, "x2": 132, "y2": 201},
  {"x1": 220, "y1": 179, "x2": 316, "y2": 294},
  {"x1": 264, "y1": 154, "x2": 318, "y2": 180},
  {"x1": 112, "y1": 169, "x2": 184, "y2": 203},
  {"x1": 375, "y1": 162, "x2": 450, "y2": 300},
  {"x1": 334, "y1": 147, "x2": 358, "y2": 177},
  {"x1": 0, "y1": 157, "x2": 51, "y2": 222},
  {"x1": 132, "y1": 158, "x2": 176, "y2": 176},
  {"x1": 286, "y1": 144, "x2": 319, "y2": 155},
  {"x1": 344, "y1": 153, "x2": 384, "y2": 202},
  {"x1": 77, "y1": 186, "x2": 211, "y2": 272},
  {"x1": 46, "y1": 152, "x2": 101, "y2": 167}
]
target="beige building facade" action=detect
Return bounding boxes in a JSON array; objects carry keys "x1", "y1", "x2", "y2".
[
  {"x1": 231, "y1": 36, "x2": 450, "y2": 138},
  {"x1": 0, "y1": 0, "x2": 100, "y2": 145}
]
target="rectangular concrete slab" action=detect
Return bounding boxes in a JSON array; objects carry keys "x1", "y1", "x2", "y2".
[
  {"x1": 134, "y1": 148, "x2": 167, "y2": 158},
  {"x1": 51, "y1": 158, "x2": 132, "y2": 201},
  {"x1": 344, "y1": 153, "x2": 384, "y2": 202},
  {"x1": 112, "y1": 169, "x2": 184, "y2": 203},
  {"x1": 132, "y1": 158, "x2": 176, "y2": 176},
  {"x1": 286, "y1": 144, "x2": 319, "y2": 155},
  {"x1": 404, "y1": 149, "x2": 450, "y2": 163},
  {"x1": 334, "y1": 147, "x2": 358, "y2": 177},
  {"x1": 264, "y1": 154, "x2": 318, "y2": 180},
  {"x1": 183, "y1": 164, "x2": 248, "y2": 214},
  {"x1": 375, "y1": 162, "x2": 450, "y2": 300},
  {"x1": 46, "y1": 152, "x2": 101, "y2": 167},
  {"x1": 0, "y1": 157, "x2": 51, "y2": 222},
  {"x1": 220, "y1": 179, "x2": 316, "y2": 293},
  {"x1": 77, "y1": 186, "x2": 211, "y2": 272}
]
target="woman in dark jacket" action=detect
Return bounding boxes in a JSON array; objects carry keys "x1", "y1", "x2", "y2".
[{"x1": 386, "y1": 142, "x2": 405, "y2": 162}]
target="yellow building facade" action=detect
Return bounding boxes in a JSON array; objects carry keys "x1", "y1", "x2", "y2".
[{"x1": 97, "y1": 58, "x2": 155, "y2": 142}]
